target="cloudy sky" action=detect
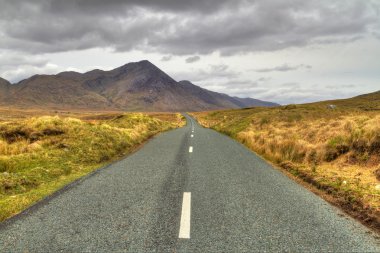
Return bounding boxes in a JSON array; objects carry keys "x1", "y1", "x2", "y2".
[{"x1": 0, "y1": 0, "x2": 379, "y2": 104}]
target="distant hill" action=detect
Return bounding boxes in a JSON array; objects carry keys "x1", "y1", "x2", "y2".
[
  {"x1": 0, "y1": 60, "x2": 279, "y2": 111},
  {"x1": 313, "y1": 90, "x2": 380, "y2": 111}
]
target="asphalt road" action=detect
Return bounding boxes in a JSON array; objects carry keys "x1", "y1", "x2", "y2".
[{"x1": 0, "y1": 114, "x2": 379, "y2": 252}]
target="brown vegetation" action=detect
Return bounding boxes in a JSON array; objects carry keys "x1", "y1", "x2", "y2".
[
  {"x1": 0, "y1": 111, "x2": 185, "y2": 221},
  {"x1": 192, "y1": 90, "x2": 380, "y2": 230}
]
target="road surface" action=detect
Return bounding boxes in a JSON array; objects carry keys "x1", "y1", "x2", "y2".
[{"x1": 0, "y1": 114, "x2": 379, "y2": 252}]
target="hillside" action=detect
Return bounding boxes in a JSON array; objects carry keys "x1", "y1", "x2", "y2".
[
  {"x1": 0, "y1": 78, "x2": 10, "y2": 100},
  {"x1": 7, "y1": 75, "x2": 111, "y2": 109},
  {"x1": 192, "y1": 89, "x2": 380, "y2": 229},
  {"x1": 0, "y1": 60, "x2": 278, "y2": 111},
  {"x1": 315, "y1": 90, "x2": 380, "y2": 111}
]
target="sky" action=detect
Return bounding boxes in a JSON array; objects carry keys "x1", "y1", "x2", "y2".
[{"x1": 0, "y1": 0, "x2": 379, "y2": 104}]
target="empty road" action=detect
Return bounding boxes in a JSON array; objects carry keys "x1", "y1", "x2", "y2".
[{"x1": 0, "y1": 114, "x2": 379, "y2": 252}]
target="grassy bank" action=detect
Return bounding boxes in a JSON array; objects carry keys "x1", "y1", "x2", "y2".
[
  {"x1": 0, "y1": 112, "x2": 185, "y2": 221},
  {"x1": 192, "y1": 93, "x2": 380, "y2": 228}
]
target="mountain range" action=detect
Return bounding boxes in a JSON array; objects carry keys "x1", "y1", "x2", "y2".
[{"x1": 0, "y1": 60, "x2": 278, "y2": 111}]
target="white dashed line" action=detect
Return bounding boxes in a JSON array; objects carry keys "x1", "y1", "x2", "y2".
[
  {"x1": 179, "y1": 192, "x2": 191, "y2": 239},
  {"x1": 191, "y1": 134, "x2": 194, "y2": 138},
  {"x1": 189, "y1": 146, "x2": 193, "y2": 153}
]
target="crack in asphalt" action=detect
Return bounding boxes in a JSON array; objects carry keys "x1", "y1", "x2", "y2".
[{"x1": 147, "y1": 128, "x2": 190, "y2": 252}]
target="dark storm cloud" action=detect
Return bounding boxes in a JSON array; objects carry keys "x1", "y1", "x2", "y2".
[
  {"x1": 185, "y1": 56, "x2": 201, "y2": 63},
  {"x1": 253, "y1": 64, "x2": 312, "y2": 73},
  {"x1": 0, "y1": 0, "x2": 378, "y2": 55},
  {"x1": 47, "y1": 0, "x2": 234, "y2": 14}
]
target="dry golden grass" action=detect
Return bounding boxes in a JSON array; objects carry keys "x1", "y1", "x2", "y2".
[
  {"x1": 0, "y1": 112, "x2": 185, "y2": 221},
  {"x1": 192, "y1": 101, "x2": 380, "y2": 223},
  {"x1": 237, "y1": 115, "x2": 380, "y2": 208}
]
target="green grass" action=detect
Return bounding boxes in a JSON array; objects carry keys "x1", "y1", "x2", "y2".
[{"x1": 0, "y1": 113, "x2": 185, "y2": 221}]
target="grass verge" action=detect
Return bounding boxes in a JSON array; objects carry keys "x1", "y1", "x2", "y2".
[
  {"x1": 0, "y1": 112, "x2": 185, "y2": 221},
  {"x1": 191, "y1": 103, "x2": 380, "y2": 232}
]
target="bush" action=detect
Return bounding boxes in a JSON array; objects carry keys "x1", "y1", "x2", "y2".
[
  {"x1": 374, "y1": 168, "x2": 380, "y2": 181},
  {"x1": 369, "y1": 135, "x2": 380, "y2": 154},
  {"x1": 352, "y1": 139, "x2": 368, "y2": 153}
]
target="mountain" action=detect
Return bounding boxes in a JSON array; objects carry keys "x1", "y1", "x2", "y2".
[
  {"x1": 0, "y1": 60, "x2": 279, "y2": 111},
  {"x1": 6, "y1": 75, "x2": 111, "y2": 109},
  {"x1": 232, "y1": 96, "x2": 279, "y2": 107},
  {"x1": 0, "y1": 77, "x2": 11, "y2": 101},
  {"x1": 177, "y1": 80, "x2": 278, "y2": 109}
]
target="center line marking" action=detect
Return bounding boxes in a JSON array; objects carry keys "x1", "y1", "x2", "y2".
[
  {"x1": 191, "y1": 134, "x2": 194, "y2": 138},
  {"x1": 189, "y1": 146, "x2": 193, "y2": 153},
  {"x1": 179, "y1": 192, "x2": 191, "y2": 239}
]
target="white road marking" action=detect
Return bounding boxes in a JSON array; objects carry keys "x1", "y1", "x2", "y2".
[
  {"x1": 179, "y1": 192, "x2": 191, "y2": 239},
  {"x1": 191, "y1": 134, "x2": 194, "y2": 138},
  {"x1": 189, "y1": 146, "x2": 193, "y2": 153}
]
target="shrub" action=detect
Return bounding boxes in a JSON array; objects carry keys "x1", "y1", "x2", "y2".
[
  {"x1": 352, "y1": 139, "x2": 368, "y2": 153},
  {"x1": 374, "y1": 168, "x2": 380, "y2": 181},
  {"x1": 369, "y1": 135, "x2": 380, "y2": 154}
]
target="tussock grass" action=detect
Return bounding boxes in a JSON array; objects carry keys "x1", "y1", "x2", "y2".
[
  {"x1": 192, "y1": 101, "x2": 380, "y2": 222},
  {"x1": 0, "y1": 113, "x2": 184, "y2": 221}
]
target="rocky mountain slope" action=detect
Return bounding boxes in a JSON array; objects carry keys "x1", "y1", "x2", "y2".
[{"x1": 0, "y1": 60, "x2": 278, "y2": 111}]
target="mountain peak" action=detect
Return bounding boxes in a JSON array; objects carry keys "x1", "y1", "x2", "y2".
[
  {"x1": 179, "y1": 80, "x2": 193, "y2": 85},
  {"x1": 117, "y1": 60, "x2": 155, "y2": 71},
  {"x1": 137, "y1": 59, "x2": 153, "y2": 65},
  {"x1": 0, "y1": 60, "x2": 279, "y2": 111}
]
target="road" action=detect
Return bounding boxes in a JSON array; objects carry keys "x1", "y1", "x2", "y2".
[{"x1": 0, "y1": 114, "x2": 379, "y2": 252}]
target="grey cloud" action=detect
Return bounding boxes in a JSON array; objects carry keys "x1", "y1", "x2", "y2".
[
  {"x1": 203, "y1": 79, "x2": 261, "y2": 91},
  {"x1": 0, "y1": 0, "x2": 378, "y2": 56},
  {"x1": 0, "y1": 52, "x2": 48, "y2": 69},
  {"x1": 325, "y1": 84, "x2": 356, "y2": 89},
  {"x1": 161, "y1": 55, "x2": 172, "y2": 61},
  {"x1": 0, "y1": 52, "x2": 62, "y2": 83},
  {"x1": 232, "y1": 80, "x2": 259, "y2": 87},
  {"x1": 341, "y1": 84, "x2": 356, "y2": 88},
  {"x1": 47, "y1": 0, "x2": 234, "y2": 15},
  {"x1": 281, "y1": 82, "x2": 301, "y2": 88},
  {"x1": 253, "y1": 64, "x2": 312, "y2": 73},
  {"x1": 174, "y1": 68, "x2": 269, "y2": 98},
  {"x1": 193, "y1": 78, "x2": 365, "y2": 105},
  {"x1": 185, "y1": 56, "x2": 200, "y2": 63},
  {"x1": 171, "y1": 64, "x2": 238, "y2": 82},
  {"x1": 210, "y1": 64, "x2": 228, "y2": 72},
  {"x1": 225, "y1": 84, "x2": 361, "y2": 105},
  {"x1": 230, "y1": 77, "x2": 270, "y2": 88}
]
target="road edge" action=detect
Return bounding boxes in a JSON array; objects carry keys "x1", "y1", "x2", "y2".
[
  {"x1": 190, "y1": 115, "x2": 380, "y2": 237},
  {"x1": 0, "y1": 127, "x2": 183, "y2": 230}
]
